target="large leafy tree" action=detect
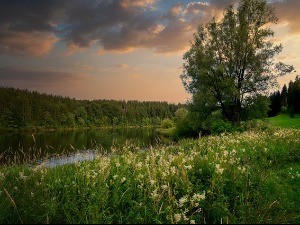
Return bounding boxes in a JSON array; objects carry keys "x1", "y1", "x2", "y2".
[{"x1": 181, "y1": 0, "x2": 294, "y2": 124}]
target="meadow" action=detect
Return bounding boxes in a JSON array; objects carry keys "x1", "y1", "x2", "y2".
[
  {"x1": 269, "y1": 114, "x2": 300, "y2": 129},
  {"x1": 1, "y1": 124, "x2": 300, "y2": 224}
]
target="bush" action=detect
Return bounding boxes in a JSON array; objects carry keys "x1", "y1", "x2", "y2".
[
  {"x1": 161, "y1": 118, "x2": 175, "y2": 129},
  {"x1": 210, "y1": 119, "x2": 233, "y2": 135}
]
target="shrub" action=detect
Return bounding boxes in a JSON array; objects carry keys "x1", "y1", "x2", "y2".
[{"x1": 161, "y1": 118, "x2": 175, "y2": 129}]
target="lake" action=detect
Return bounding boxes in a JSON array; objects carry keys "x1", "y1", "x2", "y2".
[{"x1": 0, "y1": 127, "x2": 172, "y2": 166}]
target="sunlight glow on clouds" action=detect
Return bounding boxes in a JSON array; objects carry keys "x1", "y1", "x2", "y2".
[{"x1": 0, "y1": 0, "x2": 298, "y2": 103}]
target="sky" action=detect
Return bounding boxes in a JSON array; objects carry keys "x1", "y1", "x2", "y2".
[{"x1": 0, "y1": 0, "x2": 299, "y2": 104}]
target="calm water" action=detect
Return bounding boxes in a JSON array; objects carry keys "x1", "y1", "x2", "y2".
[{"x1": 0, "y1": 127, "x2": 171, "y2": 166}]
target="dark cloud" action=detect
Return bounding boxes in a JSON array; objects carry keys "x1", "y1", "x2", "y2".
[
  {"x1": 1, "y1": 0, "x2": 296, "y2": 56},
  {"x1": 0, "y1": 0, "x2": 66, "y2": 32},
  {"x1": 210, "y1": 0, "x2": 238, "y2": 10}
]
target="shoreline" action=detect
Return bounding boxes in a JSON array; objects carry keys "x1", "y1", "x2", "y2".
[{"x1": 0, "y1": 125, "x2": 158, "y2": 133}]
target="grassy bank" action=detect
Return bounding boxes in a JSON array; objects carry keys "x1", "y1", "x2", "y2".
[
  {"x1": 269, "y1": 114, "x2": 300, "y2": 129},
  {"x1": 1, "y1": 128, "x2": 300, "y2": 224}
]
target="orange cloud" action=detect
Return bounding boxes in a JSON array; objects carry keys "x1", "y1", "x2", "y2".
[
  {"x1": 0, "y1": 31, "x2": 58, "y2": 57},
  {"x1": 273, "y1": 0, "x2": 300, "y2": 34},
  {"x1": 120, "y1": 0, "x2": 157, "y2": 9}
]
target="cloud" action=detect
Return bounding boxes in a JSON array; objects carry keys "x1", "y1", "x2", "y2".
[
  {"x1": 0, "y1": 0, "x2": 65, "y2": 56},
  {"x1": 272, "y1": 0, "x2": 300, "y2": 33},
  {"x1": 120, "y1": 0, "x2": 157, "y2": 9},
  {"x1": 210, "y1": 0, "x2": 238, "y2": 10},
  {"x1": 0, "y1": 31, "x2": 58, "y2": 57},
  {"x1": 0, "y1": 66, "x2": 88, "y2": 86},
  {"x1": 1, "y1": 0, "x2": 296, "y2": 56}
]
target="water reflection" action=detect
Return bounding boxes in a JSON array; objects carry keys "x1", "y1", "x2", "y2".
[
  {"x1": 0, "y1": 127, "x2": 170, "y2": 166},
  {"x1": 41, "y1": 150, "x2": 98, "y2": 168}
]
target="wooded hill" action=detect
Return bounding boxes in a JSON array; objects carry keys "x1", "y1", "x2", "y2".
[{"x1": 0, "y1": 87, "x2": 181, "y2": 129}]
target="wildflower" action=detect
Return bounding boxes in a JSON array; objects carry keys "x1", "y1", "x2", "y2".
[
  {"x1": 113, "y1": 175, "x2": 118, "y2": 180},
  {"x1": 161, "y1": 184, "x2": 168, "y2": 190},
  {"x1": 215, "y1": 164, "x2": 224, "y2": 175},
  {"x1": 116, "y1": 162, "x2": 121, "y2": 168},
  {"x1": 162, "y1": 171, "x2": 168, "y2": 178},
  {"x1": 184, "y1": 165, "x2": 192, "y2": 170},
  {"x1": 170, "y1": 166, "x2": 176, "y2": 175},
  {"x1": 19, "y1": 172, "x2": 28, "y2": 180},
  {"x1": 150, "y1": 179, "x2": 156, "y2": 186},
  {"x1": 0, "y1": 172, "x2": 5, "y2": 181},
  {"x1": 136, "y1": 162, "x2": 143, "y2": 169},
  {"x1": 151, "y1": 189, "x2": 159, "y2": 200},
  {"x1": 121, "y1": 177, "x2": 126, "y2": 183},
  {"x1": 178, "y1": 195, "x2": 188, "y2": 208},
  {"x1": 192, "y1": 192, "x2": 206, "y2": 202},
  {"x1": 174, "y1": 213, "x2": 182, "y2": 223},
  {"x1": 190, "y1": 220, "x2": 196, "y2": 224},
  {"x1": 223, "y1": 150, "x2": 228, "y2": 157}
]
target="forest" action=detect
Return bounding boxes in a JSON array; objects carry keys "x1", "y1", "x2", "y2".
[
  {"x1": 0, "y1": 87, "x2": 181, "y2": 129},
  {"x1": 269, "y1": 76, "x2": 300, "y2": 117}
]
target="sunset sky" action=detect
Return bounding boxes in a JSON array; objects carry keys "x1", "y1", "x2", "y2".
[{"x1": 0, "y1": 0, "x2": 299, "y2": 104}]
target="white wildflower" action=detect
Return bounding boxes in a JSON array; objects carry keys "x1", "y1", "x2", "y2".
[
  {"x1": 121, "y1": 177, "x2": 126, "y2": 183},
  {"x1": 184, "y1": 165, "x2": 192, "y2": 170},
  {"x1": 19, "y1": 172, "x2": 28, "y2": 180},
  {"x1": 215, "y1": 164, "x2": 224, "y2": 175},
  {"x1": 136, "y1": 162, "x2": 143, "y2": 169},
  {"x1": 224, "y1": 150, "x2": 228, "y2": 157},
  {"x1": 0, "y1": 172, "x2": 5, "y2": 181},
  {"x1": 170, "y1": 166, "x2": 176, "y2": 175},
  {"x1": 174, "y1": 213, "x2": 182, "y2": 223},
  {"x1": 192, "y1": 192, "x2": 206, "y2": 202},
  {"x1": 150, "y1": 179, "x2": 156, "y2": 186},
  {"x1": 178, "y1": 195, "x2": 188, "y2": 208},
  {"x1": 151, "y1": 189, "x2": 159, "y2": 200},
  {"x1": 161, "y1": 184, "x2": 168, "y2": 190}
]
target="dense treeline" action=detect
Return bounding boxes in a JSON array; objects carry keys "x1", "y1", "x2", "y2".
[
  {"x1": 0, "y1": 87, "x2": 181, "y2": 129},
  {"x1": 269, "y1": 76, "x2": 300, "y2": 117}
]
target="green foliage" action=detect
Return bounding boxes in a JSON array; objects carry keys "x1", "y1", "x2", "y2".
[
  {"x1": 173, "y1": 114, "x2": 198, "y2": 140},
  {"x1": 240, "y1": 119, "x2": 271, "y2": 131},
  {"x1": 174, "y1": 108, "x2": 188, "y2": 122},
  {"x1": 1, "y1": 128, "x2": 300, "y2": 224},
  {"x1": 0, "y1": 87, "x2": 181, "y2": 129},
  {"x1": 161, "y1": 118, "x2": 175, "y2": 129},
  {"x1": 244, "y1": 95, "x2": 271, "y2": 120},
  {"x1": 181, "y1": 0, "x2": 294, "y2": 127}
]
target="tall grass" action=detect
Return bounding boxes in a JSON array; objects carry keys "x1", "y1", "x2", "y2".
[{"x1": 0, "y1": 128, "x2": 300, "y2": 224}]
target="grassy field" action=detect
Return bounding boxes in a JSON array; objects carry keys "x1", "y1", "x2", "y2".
[
  {"x1": 269, "y1": 114, "x2": 300, "y2": 129},
  {"x1": 1, "y1": 127, "x2": 300, "y2": 224}
]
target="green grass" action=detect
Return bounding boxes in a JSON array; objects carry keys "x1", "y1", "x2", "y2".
[
  {"x1": 269, "y1": 114, "x2": 300, "y2": 129},
  {"x1": 1, "y1": 128, "x2": 300, "y2": 224}
]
